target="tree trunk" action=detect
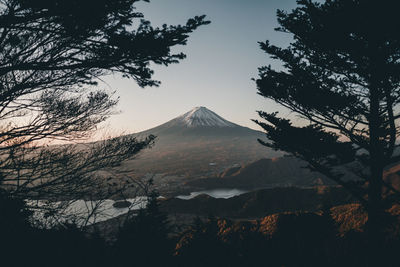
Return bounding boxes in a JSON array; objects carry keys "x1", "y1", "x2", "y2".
[
  {"x1": 367, "y1": 164, "x2": 383, "y2": 236},
  {"x1": 367, "y1": 66, "x2": 385, "y2": 266},
  {"x1": 366, "y1": 164, "x2": 384, "y2": 267}
]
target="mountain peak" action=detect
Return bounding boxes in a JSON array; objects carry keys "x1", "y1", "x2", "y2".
[{"x1": 178, "y1": 106, "x2": 236, "y2": 127}]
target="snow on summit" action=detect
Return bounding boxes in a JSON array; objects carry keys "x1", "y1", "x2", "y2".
[{"x1": 178, "y1": 107, "x2": 237, "y2": 127}]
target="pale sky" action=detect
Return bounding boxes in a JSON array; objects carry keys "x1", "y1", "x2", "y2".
[{"x1": 101, "y1": 0, "x2": 299, "y2": 134}]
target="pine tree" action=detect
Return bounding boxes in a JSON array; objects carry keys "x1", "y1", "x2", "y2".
[{"x1": 254, "y1": 0, "x2": 400, "y2": 257}]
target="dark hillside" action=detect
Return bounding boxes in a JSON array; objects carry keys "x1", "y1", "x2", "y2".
[{"x1": 160, "y1": 186, "x2": 355, "y2": 218}]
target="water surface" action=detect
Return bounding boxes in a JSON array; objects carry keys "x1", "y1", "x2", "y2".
[
  {"x1": 176, "y1": 188, "x2": 248, "y2": 200},
  {"x1": 28, "y1": 197, "x2": 147, "y2": 227}
]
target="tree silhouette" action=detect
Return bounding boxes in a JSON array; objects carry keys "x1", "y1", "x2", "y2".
[
  {"x1": 113, "y1": 191, "x2": 174, "y2": 266},
  {"x1": 0, "y1": 0, "x2": 209, "y2": 199},
  {"x1": 254, "y1": 0, "x2": 400, "y2": 254},
  {"x1": 175, "y1": 216, "x2": 234, "y2": 267}
]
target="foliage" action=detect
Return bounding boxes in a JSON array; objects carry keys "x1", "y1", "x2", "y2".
[
  {"x1": 1, "y1": 192, "x2": 399, "y2": 266},
  {"x1": 113, "y1": 191, "x2": 174, "y2": 266},
  {"x1": 253, "y1": 0, "x2": 400, "y2": 239},
  {"x1": 0, "y1": 0, "x2": 209, "y2": 198},
  {"x1": 175, "y1": 216, "x2": 234, "y2": 267}
]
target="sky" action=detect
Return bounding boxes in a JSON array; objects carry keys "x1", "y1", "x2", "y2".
[{"x1": 101, "y1": 0, "x2": 300, "y2": 134}]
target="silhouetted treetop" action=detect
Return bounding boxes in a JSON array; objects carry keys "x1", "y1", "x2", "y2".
[
  {"x1": 257, "y1": 0, "x2": 400, "y2": 129},
  {"x1": 0, "y1": 0, "x2": 209, "y2": 87}
]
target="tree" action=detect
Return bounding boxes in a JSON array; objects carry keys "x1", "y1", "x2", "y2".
[
  {"x1": 114, "y1": 191, "x2": 174, "y2": 266},
  {"x1": 175, "y1": 216, "x2": 233, "y2": 267},
  {"x1": 253, "y1": 0, "x2": 400, "y2": 249},
  {"x1": 0, "y1": 0, "x2": 209, "y2": 200}
]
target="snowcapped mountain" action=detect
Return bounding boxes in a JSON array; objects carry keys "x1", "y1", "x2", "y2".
[
  {"x1": 175, "y1": 106, "x2": 237, "y2": 128},
  {"x1": 135, "y1": 106, "x2": 255, "y2": 137},
  {"x1": 124, "y1": 107, "x2": 282, "y2": 178}
]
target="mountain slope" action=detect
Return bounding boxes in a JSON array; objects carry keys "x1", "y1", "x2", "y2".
[
  {"x1": 186, "y1": 157, "x2": 333, "y2": 189},
  {"x1": 133, "y1": 106, "x2": 260, "y2": 138},
  {"x1": 121, "y1": 107, "x2": 282, "y2": 178}
]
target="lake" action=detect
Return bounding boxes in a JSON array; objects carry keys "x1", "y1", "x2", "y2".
[
  {"x1": 28, "y1": 197, "x2": 147, "y2": 227},
  {"x1": 176, "y1": 188, "x2": 248, "y2": 200},
  {"x1": 28, "y1": 188, "x2": 248, "y2": 226}
]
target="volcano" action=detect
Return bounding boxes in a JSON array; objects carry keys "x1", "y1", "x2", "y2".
[
  {"x1": 166, "y1": 106, "x2": 237, "y2": 128},
  {"x1": 122, "y1": 107, "x2": 282, "y2": 177}
]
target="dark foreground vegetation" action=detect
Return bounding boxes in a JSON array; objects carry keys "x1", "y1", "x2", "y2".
[
  {"x1": 1, "y1": 0, "x2": 400, "y2": 266},
  {"x1": 1, "y1": 189, "x2": 399, "y2": 267}
]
